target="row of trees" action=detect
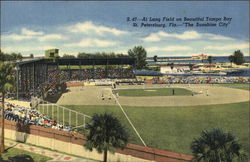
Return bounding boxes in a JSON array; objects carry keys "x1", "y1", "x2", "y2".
[
  {"x1": 78, "y1": 52, "x2": 131, "y2": 59},
  {"x1": 1, "y1": 48, "x2": 246, "y2": 69},
  {"x1": 0, "y1": 45, "x2": 148, "y2": 70},
  {"x1": 207, "y1": 50, "x2": 245, "y2": 65},
  {"x1": 153, "y1": 50, "x2": 245, "y2": 66},
  {"x1": 0, "y1": 45, "x2": 147, "y2": 71},
  {"x1": 0, "y1": 50, "x2": 23, "y2": 61},
  {"x1": 62, "y1": 52, "x2": 131, "y2": 59},
  {"x1": 61, "y1": 46, "x2": 148, "y2": 70}
]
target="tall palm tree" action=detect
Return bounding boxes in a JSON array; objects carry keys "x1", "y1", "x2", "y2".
[
  {"x1": 0, "y1": 62, "x2": 15, "y2": 153},
  {"x1": 84, "y1": 113, "x2": 128, "y2": 162},
  {"x1": 191, "y1": 128, "x2": 247, "y2": 162}
]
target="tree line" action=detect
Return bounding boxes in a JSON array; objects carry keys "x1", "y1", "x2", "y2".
[
  {"x1": 0, "y1": 50, "x2": 23, "y2": 61},
  {"x1": 62, "y1": 52, "x2": 132, "y2": 59},
  {"x1": 207, "y1": 50, "x2": 245, "y2": 65},
  {"x1": 0, "y1": 46, "x2": 148, "y2": 70},
  {"x1": 62, "y1": 46, "x2": 148, "y2": 70},
  {"x1": 1, "y1": 48, "x2": 246, "y2": 70}
]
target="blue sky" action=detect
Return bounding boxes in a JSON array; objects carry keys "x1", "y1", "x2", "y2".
[{"x1": 1, "y1": 1, "x2": 249, "y2": 57}]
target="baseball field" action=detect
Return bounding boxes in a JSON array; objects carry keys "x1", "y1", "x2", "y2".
[{"x1": 49, "y1": 83, "x2": 249, "y2": 154}]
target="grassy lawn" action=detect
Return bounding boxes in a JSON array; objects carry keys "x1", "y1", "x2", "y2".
[
  {"x1": 60, "y1": 102, "x2": 249, "y2": 155},
  {"x1": 0, "y1": 146, "x2": 52, "y2": 162},
  {"x1": 115, "y1": 88, "x2": 193, "y2": 96},
  {"x1": 218, "y1": 83, "x2": 250, "y2": 91}
]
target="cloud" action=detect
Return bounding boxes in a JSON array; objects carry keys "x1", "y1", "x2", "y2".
[
  {"x1": 142, "y1": 30, "x2": 234, "y2": 42},
  {"x1": 205, "y1": 43, "x2": 249, "y2": 50},
  {"x1": 143, "y1": 31, "x2": 202, "y2": 42},
  {"x1": 1, "y1": 28, "x2": 44, "y2": 41},
  {"x1": 67, "y1": 21, "x2": 127, "y2": 36},
  {"x1": 203, "y1": 33, "x2": 234, "y2": 41},
  {"x1": 60, "y1": 51, "x2": 78, "y2": 56},
  {"x1": 64, "y1": 38, "x2": 118, "y2": 47},
  {"x1": 112, "y1": 49, "x2": 128, "y2": 54},
  {"x1": 203, "y1": 52, "x2": 237, "y2": 56},
  {"x1": 2, "y1": 33, "x2": 65, "y2": 42},
  {"x1": 1, "y1": 34, "x2": 33, "y2": 41},
  {"x1": 142, "y1": 34, "x2": 161, "y2": 42},
  {"x1": 1, "y1": 45, "x2": 56, "y2": 53},
  {"x1": 38, "y1": 34, "x2": 66, "y2": 41},
  {"x1": 147, "y1": 46, "x2": 193, "y2": 52},
  {"x1": 1, "y1": 28, "x2": 65, "y2": 42},
  {"x1": 21, "y1": 28, "x2": 44, "y2": 36},
  {"x1": 163, "y1": 31, "x2": 202, "y2": 40}
]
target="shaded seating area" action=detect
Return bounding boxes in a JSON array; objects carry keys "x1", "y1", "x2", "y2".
[{"x1": 2, "y1": 102, "x2": 72, "y2": 132}]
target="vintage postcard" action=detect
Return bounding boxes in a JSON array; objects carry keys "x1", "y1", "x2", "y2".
[{"x1": 0, "y1": 1, "x2": 249, "y2": 162}]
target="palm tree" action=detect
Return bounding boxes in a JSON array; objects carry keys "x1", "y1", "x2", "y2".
[
  {"x1": 84, "y1": 113, "x2": 128, "y2": 162},
  {"x1": 191, "y1": 128, "x2": 247, "y2": 162},
  {"x1": 0, "y1": 62, "x2": 15, "y2": 153}
]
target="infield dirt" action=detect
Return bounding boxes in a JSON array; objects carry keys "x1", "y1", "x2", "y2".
[{"x1": 56, "y1": 84, "x2": 249, "y2": 107}]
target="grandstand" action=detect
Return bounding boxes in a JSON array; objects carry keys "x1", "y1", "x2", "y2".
[{"x1": 13, "y1": 54, "x2": 136, "y2": 100}]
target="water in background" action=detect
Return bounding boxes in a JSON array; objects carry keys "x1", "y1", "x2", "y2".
[
  {"x1": 135, "y1": 69, "x2": 250, "y2": 77},
  {"x1": 147, "y1": 56, "x2": 250, "y2": 64},
  {"x1": 142, "y1": 56, "x2": 250, "y2": 77}
]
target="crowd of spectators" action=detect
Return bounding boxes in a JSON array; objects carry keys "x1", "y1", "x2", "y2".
[
  {"x1": 19, "y1": 67, "x2": 69, "y2": 100},
  {"x1": 151, "y1": 76, "x2": 250, "y2": 84},
  {"x1": 17, "y1": 64, "x2": 249, "y2": 101},
  {"x1": 2, "y1": 102, "x2": 72, "y2": 132},
  {"x1": 17, "y1": 65, "x2": 135, "y2": 100},
  {"x1": 108, "y1": 68, "x2": 135, "y2": 78},
  {"x1": 67, "y1": 68, "x2": 135, "y2": 80}
]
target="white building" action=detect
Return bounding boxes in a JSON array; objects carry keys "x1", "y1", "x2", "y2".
[{"x1": 160, "y1": 65, "x2": 191, "y2": 74}]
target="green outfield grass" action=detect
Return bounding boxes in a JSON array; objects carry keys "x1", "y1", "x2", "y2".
[
  {"x1": 49, "y1": 102, "x2": 249, "y2": 155},
  {"x1": 115, "y1": 88, "x2": 193, "y2": 96},
  {"x1": 218, "y1": 83, "x2": 250, "y2": 91},
  {"x1": 1, "y1": 146, "x2": 52, "y2": 162}
]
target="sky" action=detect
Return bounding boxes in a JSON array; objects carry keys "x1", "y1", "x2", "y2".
[{"x1": 0, "y1": 1, "x2": 249, "y2": 57}]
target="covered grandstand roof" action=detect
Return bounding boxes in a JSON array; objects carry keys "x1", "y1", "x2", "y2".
[
  {"x1": 14, "y1": 57, "x2": 136, "y2": 66},
  {"x1": 57, "y1": 57, "x2": 136, "y2": 66}
]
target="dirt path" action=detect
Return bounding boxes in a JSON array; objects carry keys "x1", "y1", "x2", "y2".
[{"x1": 56, "y1": 84, "x2": 249, "y2": 107}]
